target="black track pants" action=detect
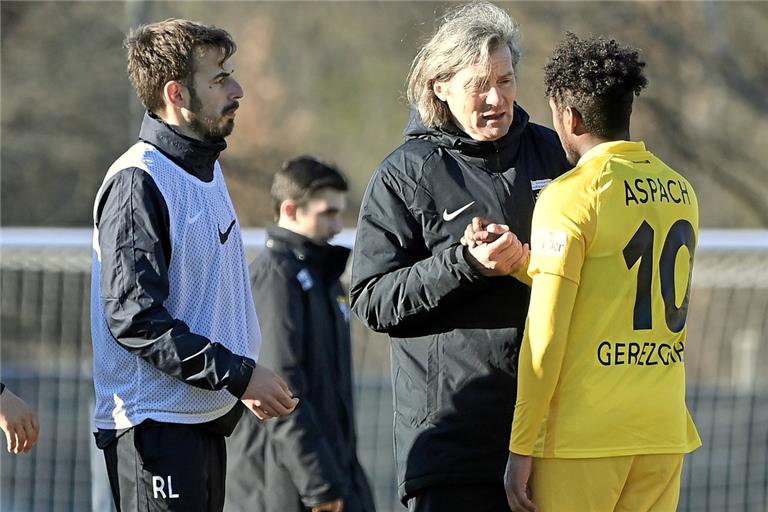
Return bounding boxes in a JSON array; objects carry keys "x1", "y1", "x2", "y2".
[
  {"x1": 102, "y1": 421, "x2": 226, "y2": 512},
  {"x1": 407, "y1": 484, "x2": 512, "y2": 512}
]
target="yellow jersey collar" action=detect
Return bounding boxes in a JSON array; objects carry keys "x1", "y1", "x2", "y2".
[{"x1": 576, "y1": 140, "x2": 647, "y2": 167}]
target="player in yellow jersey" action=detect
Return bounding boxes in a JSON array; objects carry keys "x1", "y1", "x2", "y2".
[{"x1": 500, "y1": 33, "x2": 702, "y2": 511}]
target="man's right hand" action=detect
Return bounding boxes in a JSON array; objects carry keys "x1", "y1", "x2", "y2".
[
  {"x1": 311, "y1": 498, "x2": 344, "y2": 512},
  {"x1": 240, "y1": 363, "x2": 298, "y2": 420},
  {"x1": 465, "y1": 231, "x2": 528, "y2": 276},
  {"x1": 504, "y1": 452, "x2": 538, "y2": 512},
  {"x1": 461, "y1": 216, "x2": 509, "y2": 248}
]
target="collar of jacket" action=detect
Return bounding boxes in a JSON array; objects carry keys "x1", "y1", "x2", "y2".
[
  {"x1": 138, "y1": 111, "x2": 227, "y2": 182},
  {"x1": 404, "y1": 103, "x2": 530, "y2": 158},
  {"x1": 265, "y1": 225, "x2": 351, "y2": 280}
]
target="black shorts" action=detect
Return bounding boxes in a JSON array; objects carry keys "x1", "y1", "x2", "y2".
[
  {"x1": 407, "y1": 484, "x2": 511, "y2": 512},
  {"x1": 101, "y1": 420, "x2": 226, "y2": 512}
]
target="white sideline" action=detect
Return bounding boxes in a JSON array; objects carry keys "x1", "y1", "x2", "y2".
[{"x1": 0, "y1": 227, "x2": 766, "y2": 251}]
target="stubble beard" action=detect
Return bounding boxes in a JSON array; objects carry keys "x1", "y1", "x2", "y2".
[
  {"x1": 188, "y1": 86, "x2": 234, "y2": 141},
  {"x1": 563, "y1": 138, "x2": 580, "y2": 166}
]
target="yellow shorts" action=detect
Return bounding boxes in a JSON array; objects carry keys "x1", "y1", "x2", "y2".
[{"x1": 530, "y1": 453, "x2": 685, "y2": 512}]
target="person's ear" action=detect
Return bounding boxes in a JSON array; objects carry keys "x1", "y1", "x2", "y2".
[
  {"x1": 433, "y1": 80, "x2": 449, "y2": 102},
  {"x1": 162, "y1": 80, "x2": 189, "y2": 111},
  {"x1": 563, "y1": 106, "x2": 583, "y2": 136},
  {"x1": 562, "y1": 106, "x2": 574, "y2": 131},
  {"x1": 279, "y1": 199, "x2": 299, "y2": 222}
]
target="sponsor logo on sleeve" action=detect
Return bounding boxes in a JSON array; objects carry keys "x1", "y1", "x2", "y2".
[{"x1": 531, "y1": 228, "x2": 567, "y2": 257}]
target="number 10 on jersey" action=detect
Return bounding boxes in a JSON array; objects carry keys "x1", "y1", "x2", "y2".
[{"x1": 623, "y1": 220, "x2": 696, "y2": 333}]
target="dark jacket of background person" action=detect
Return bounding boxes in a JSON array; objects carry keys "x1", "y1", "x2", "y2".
[
  {"x1": 349, "y1": 105, "x2": 569, "y2": 502},
  {"x1": 226, "y1": 226, "x2": 375, "y2": 512}
]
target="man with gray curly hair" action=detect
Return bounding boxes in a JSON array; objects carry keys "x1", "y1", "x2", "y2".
[
  {"x1": 406, "y1": 2, "x2": 522, "y2": 134},
  {"x1": 350, "y1": 3, "x2": 569, "y2": 511}
]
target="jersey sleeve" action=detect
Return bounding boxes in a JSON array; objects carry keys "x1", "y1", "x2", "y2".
[
  {"x1": 511, "y1": 170, "x2": 598, "y2": 455},
  {"x1": 510, "y1": 253, "x2": 532, "y2": 287},
  {"x1": 510, "y1": 273, "x2": 579, "y2": 454},
  {"x1": 527, "y1": 175, "x2": 596, "y2": 285}
]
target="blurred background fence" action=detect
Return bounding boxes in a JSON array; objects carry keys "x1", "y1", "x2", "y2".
[{"x1": 1, "y1": 228, "x2": 767, "y2": 512}]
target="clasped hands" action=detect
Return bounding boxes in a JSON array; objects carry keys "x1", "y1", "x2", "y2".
[{"x1": 460, "y1": 217, "x2": 529, "y2": 276}]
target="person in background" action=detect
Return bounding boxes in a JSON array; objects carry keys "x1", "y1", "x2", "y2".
[
  {"x1": 226, "y1": 156, "x2": 375, "y2": 512},
  {"x1": 0, "y1": 383, "x2": 39, "y2": 454},
  {"x1": 349, "y1": 2, "x2": 569, "y2": 511},
  {"x1": 91, "y1": 19, "x2": 297, "y2": 512},
  {"x1": 503, "y1": 33, "x2": 701, "y2": 512}
]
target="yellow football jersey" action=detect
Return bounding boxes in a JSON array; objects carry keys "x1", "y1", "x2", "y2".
[{"x1": 510, "y1": 140, "x2": 702, "y2": 458}]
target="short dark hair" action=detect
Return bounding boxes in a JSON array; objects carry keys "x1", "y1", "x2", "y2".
[
  {"x1": 271, "y1": 156, "x2": 349, "y2": 219},
  {"x1": 544, "y1": 32, "x2": 648, "y2": 139},
  {"x1": 124, "y1": 19, "x2": 236, "y2": 113}
]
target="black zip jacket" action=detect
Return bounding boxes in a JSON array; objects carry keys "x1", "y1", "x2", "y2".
[
  {"x1": 349, "y1": 105, "x2": 569, "y2": 501},
  {"x1": 226, "y1": 226, "x2": 375, "y2": 512},
  {"x1": 94, "y1": 113, "x2": 254, "y2": 413}
]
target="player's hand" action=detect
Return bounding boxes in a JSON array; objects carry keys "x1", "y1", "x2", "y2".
[
  {"x1": 311, "y1": 498, "x2": 344, "y2": 512},
  {"x1": 466, "y1": 230, "x2": 527, "y2": 276},
  {"x1": 460, "y1": 217, "x2": 509, "y2": 248},
  {"x1": 504, "y1": 452, "x2": 537, "y2": 512},
  {"x1": 240, "y1": 363, "x2": 299, "y2": 420},
  {"x1": 0, "y1": 388, "x2": 40, "y2": 454}
]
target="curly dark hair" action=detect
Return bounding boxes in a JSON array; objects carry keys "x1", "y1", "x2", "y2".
[{"x1": 544, "y1": 32, "x2": 648, "y2": 139}]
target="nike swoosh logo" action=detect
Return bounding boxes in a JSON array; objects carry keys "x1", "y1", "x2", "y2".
[
  {"x1": 442, "y1": 201, "x2": 475, "y2": 221},
  {"x1": 218, "y1": 220, "x2": 236, "y2": 244},
  {"x1": 186, "y1": 211, "x2": 202, "y2": 224}
]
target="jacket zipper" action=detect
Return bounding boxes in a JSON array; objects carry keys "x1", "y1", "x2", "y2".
[{"x1": 489, "y1": 142, "x2": 509, "y2": 221}]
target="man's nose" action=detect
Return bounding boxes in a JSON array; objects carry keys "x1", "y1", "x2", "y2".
[
  {"x1": 331, "y1": 218, "x2": 343, "y2": 235},
  {"x1": 230, "y1": 79, "x2": 243, "y2": 100},
  {"x1": 485, "y1": 85, "x2": 502, "y2": 107}
]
